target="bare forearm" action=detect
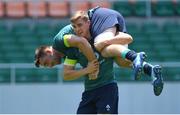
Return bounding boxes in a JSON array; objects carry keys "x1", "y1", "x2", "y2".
[
  {"x1": 63, "y1": 68, "x2": 88, "y2": 81},
  {"x1": 109, "y1": 32, "x2": 133, "y2": 45},
  {"x1": 67, "y1": 35, "x2": 97, "y2": 62},
  {"x1": 95, "y1": 32, "x2": 133, "y2": 52},
  {"x1": 77, "y1": 38, "x2": 96, "y2": 62}
]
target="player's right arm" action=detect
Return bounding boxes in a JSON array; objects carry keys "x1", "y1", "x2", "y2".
[
  {"x1": 63, "y1": 59, "x2": 99, "y2": 81},
  {"x1": 110, "y1": 32, "x2": 133, "y2": 44},
  {"x1": 64, "y1": 34, "x2": 97, "y2": 62}
]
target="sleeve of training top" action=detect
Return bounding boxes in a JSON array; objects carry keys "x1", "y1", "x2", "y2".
[
  {"x1": 64, "y1": 48, "x2": 78, "y2": 66},
  {"x1": 52, "y1": 24, "x2": 75, "y2": 54}
]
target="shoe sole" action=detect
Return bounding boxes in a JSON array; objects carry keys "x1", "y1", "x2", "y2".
[{"x1": 153, "y1": 66, "x2": 164, "y2": 96}]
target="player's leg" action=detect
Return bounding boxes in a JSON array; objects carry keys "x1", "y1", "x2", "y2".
[
  {"x1": 114, "y1": 44, "x2": 132, "y2": 68},
  {"x1": 104, "y1": 38, "x2": 164, "y2": 96},
  {"x1": 94, "y1": 27, "x2": 146, "y2": 80},
  {"x1": 113, "y1": 44, "x2": 131, "y2": 68},
  {"x1": 115, "y1": 57, "x2": 164, "y2": 96},
  {"x1": 77, "y1": 91, "x2": 97, "y2": 114},
  {"x1": 114, "y1": 56, "x2": 132, "y2": 68},
  {"x1": 96, "y1": 83, "x2": 119, "y2": 114},
  {"x1": 114, "y1": 55, "x2": 164, "y2": 96},
  {"x1": 98, "y1": 33, "x2": 163, "y2": 95},
  {"x1": 143, "y1": 62, "x2": 164, "y2": 96},
  {"x1": 100, "y1": 44, "x2": 146, "y2": 80}
]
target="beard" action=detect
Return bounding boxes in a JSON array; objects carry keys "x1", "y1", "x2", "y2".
[{"x1": 52, "y1": 57, "x2": 61, "y2": 66}]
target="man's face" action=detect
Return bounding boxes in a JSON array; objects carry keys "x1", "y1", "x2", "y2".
[
  {"x1": 72, "y1": 18, "x2": 90, "y2": 39},
  {"x1": 39, "y1": 48, "x2": 61, "y2": 68}
]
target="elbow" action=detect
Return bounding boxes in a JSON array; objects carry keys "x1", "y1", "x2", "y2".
[
  {"x1": 128, "y1": 35, "x2": 133, "y2": 44},
  {"x1": 124, "y1": 33, "x2": 133, "y2": 44},
  {"x1": 115, "y1": 32, "x2": 133, "y2": 45},
  {"x1": 77, "y1": 37, "x2": 88, "y2": 47}
]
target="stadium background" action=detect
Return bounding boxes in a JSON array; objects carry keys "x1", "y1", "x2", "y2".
[{"x1": 0, "y1": 0, "x2": 180, "y2": 114}]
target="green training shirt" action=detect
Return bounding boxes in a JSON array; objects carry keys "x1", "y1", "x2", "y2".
[
  {"x1": 65, "y1": 48, "x2": 116, "y2": 91},
  {"x1": 52, "y1": 24, "x2": 75, "y2": 55}
]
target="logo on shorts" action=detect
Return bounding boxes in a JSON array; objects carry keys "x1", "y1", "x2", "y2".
[{"x1": 106, "y1": 104, "x2": 111, "y2": 111}]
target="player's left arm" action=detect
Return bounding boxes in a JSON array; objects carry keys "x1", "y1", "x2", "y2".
[{"x1": 63, "y1": 59, "x2": 99, "y2": 81}]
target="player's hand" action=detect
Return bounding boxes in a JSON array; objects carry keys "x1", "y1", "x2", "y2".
[
  {"x1": 89, "y1": 73, "x2": 97, "y2": 80},
  {"x1": 86, "y1": 59, "x2": 99, "y2": 73},
  {"x1": 95, "y1": 40, "x2": 111, "y2": 52},
  {"x1": 88, "y1": 69, "x2": 99, "y2": 80},
  {"x1": 86, "y1": 59, "x2": 99, "y2": 80}
]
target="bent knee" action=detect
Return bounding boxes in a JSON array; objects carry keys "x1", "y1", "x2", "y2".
[
  {"x1": 94, "y1": 42, "x2": 106, "y2": 53},
  {"x1": 100, "y1": 49, "x2": 110, "y2": 58},
  {"x1": 115, "y1": 57, "x2": 132, "y2": 68}
]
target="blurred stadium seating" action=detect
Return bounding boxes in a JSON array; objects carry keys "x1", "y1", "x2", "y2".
[
  {"x1": 27, "y1": 1, "x2": 47, "y2": 18},
  {"x1": 6, "y1": 1, "x2": 26, "y2": 18},
  {"x1": 0, "y1": 0, "x2": 180, "y2": 83},
  {"x1": 48, "y1": 1, "x2": 69, "y2": 17},
  {"x1": 0, "y1": 2, "x2": 4, "y2": 17}
]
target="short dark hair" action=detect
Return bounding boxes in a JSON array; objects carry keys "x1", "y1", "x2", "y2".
[
  {"x1": 34, "y1": 46, "x2": 49, "y2": 67},
  {"x1": 70, "y1": 10, "x2": 89, "y2": 23}
]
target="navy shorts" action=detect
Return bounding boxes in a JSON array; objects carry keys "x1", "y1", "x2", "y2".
[
  {"x1": 89, "y1": 7, "x2": 127, "y2": 39},
  {"x1": 77, "y1": 82, "x2": 119, "y2": 114}
]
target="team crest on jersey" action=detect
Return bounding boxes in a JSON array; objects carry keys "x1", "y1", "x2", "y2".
[
  {"x1": 95, "y1": 52, "x2": 105, "y2": 64},
  {"x1": 106, "y1": 104, "x2": 111, "y2": 111},
  {"x1": 95, "y1": 52, "x2": 100, "y2": 59}
]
